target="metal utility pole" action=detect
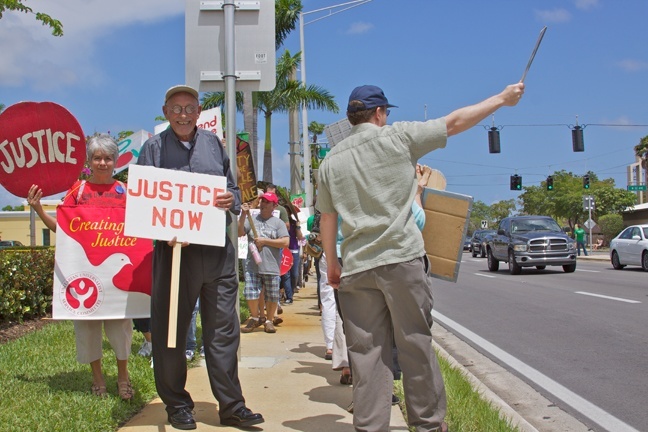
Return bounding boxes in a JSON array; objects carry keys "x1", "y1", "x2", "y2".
[{"x1": 299, "y1": 0, "x2": 373, "y2": 208}]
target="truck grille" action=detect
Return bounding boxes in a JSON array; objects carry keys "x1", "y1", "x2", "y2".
[{"x1": 529, "y1": 238, "x2": 568, "y2": 252}]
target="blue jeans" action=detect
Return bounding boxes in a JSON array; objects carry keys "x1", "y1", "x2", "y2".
[
  {"x1": 290, "y1": 251, "x2": 301, "y2": 289},
  {"x1": 186, "y1": 298, "x2": 200, "y2": 351},
  {"x1": 577, "y1": 241, "x2": 588, "y2": 256}
]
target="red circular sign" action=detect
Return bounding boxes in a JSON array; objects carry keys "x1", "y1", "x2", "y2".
[
  {"x1": 0, "y1": 102, "x2": 85, "y2": 198},
  {"x1": 280, "y1": 248, "x2": 294, "y2": 276}
]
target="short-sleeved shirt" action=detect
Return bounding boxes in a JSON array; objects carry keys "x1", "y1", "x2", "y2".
[
  {"x1": 316, "y1": 119, "x2": 447, "y2": 277},
  {"x1": 63, "y1": 180, "x2": 126, "y2": 207},
  {"x1": 243, "y1": 214, "x2": 289, "y2": 275}
]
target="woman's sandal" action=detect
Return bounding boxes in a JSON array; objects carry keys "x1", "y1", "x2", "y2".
[
  {"x1": 118, "y1": 381, "x2": 134, "y2": 401},
  {"x1": 91, "y1": 384, "x2": 108, "y2": 397},
  {"x1": 339, "y1": 372, "x2": 352, "y2": 385}
]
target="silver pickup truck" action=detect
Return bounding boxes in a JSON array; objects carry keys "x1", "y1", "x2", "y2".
[{"x1": 486, "y1": 215, "x2": 577, "y2": 275}]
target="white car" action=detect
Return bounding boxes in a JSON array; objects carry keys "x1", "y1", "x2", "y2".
[{"x1": 609, "y1": 224, "x2": 648, "y2": 271}]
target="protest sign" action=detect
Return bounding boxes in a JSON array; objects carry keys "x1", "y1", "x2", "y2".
[
  {"x1": 124, "y1": 164, "x2": 228, "y2": 246},
  {"x1": 237, "y1": 135, "x2": 257, "y2": 203},
  {"x1": 0, "y1": 102, "x2": 85, "y2": 197},
  {"x1": 115, "y1": 130, "x2": 152, "y2": 175},
  {"x1": 52, "y1": 206, "x2": 153, "y2": 319}
]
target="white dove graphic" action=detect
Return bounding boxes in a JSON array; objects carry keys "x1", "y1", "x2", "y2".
[{"x1": 53, "y1": 224, "x2": 150, "y2": 319}]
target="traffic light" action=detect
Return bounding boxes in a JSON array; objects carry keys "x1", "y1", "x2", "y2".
[
  {"x1": 488, "y1": 127, "x2": 501, "y2": 153},
  {"x1": 510, "y1": 175, "x2": 522, "y2": 191},
  {"x1": 572, "y1": 126, "x2": 584, "y2": 152},
  {"x1": 583, "y1": 174, "x2": 590, "y2": 189},
  {"x1": 546, "y1": 176, "x2": 554, "y2": 191}
]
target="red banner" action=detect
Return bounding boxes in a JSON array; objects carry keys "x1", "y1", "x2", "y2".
[{"x1": 52, "y1": 206, "x2": 153, "y2": 319}]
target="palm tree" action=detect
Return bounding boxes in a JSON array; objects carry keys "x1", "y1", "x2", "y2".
[
  {"x1": 634, "y1": 135, "x2": 648, "y2": 170},
  {"x1": 257, "y1": 50, "x2": 338, "y2": 183},
  {"x1": 203, "y1": 0, "x2": 302, "y2": 179}
]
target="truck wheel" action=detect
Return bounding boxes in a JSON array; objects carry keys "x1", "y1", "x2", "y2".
[
  {"x1": 480, "y1": 247, "x2": 486, "y2": 258},
  {"x1": 487, "y1": 249, "x2": 499, "y2": 272},
  {"x1": 472, "y1": 249, "x2": 477, "y2": 258},
  {"x1": 611, "y1": 251, "x2": 625, "y2": 270},
  {"x1": 508, "y1": 250, "x2": 521, "y2": 275},
  {"x1": 563, "y1": 264, "x2": 576, "y2": 273},
  {"x1": 642, "y1": 251, "x2": 648, "y2": 272}
]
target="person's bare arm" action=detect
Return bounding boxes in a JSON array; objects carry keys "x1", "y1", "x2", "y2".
[
  {"x1": 27, "y1": 185, "x2": 57, "y2": 232},
  {"x1": 445, "y1": 83, "x2": 525, "y2": 137},
  {"x1": 320, "y1": 212, "x2": 341, "y2": 288}
]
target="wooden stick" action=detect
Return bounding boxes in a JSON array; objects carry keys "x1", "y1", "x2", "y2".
[
  {"x1": 248, "y1": 214, "x2": 259, "y2": 239},
  {"x1": 167, "y1": 242, "x2": 182, "y2": 348}
]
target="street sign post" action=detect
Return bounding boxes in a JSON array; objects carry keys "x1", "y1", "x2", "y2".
[
  {"x1": 185, "y1": 0, "x2": 276, "y2": 93},
  {"x1": 481, "y1": 220, "x2": 488, "y2": 229}
]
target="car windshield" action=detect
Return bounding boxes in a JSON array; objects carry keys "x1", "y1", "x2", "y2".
[{"x1": 511, "y1": 218, "x2": 561, "y2": 233}]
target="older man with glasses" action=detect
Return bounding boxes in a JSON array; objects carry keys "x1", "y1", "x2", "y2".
[{"x1": 137, "y1": 85, "x2": 263, "y2": 430}]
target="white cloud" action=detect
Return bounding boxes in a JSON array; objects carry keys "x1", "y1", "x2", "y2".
[
  {"x1": 617, "y1": 59, "x2": 648, "y2": 72},
  {"x1": 0, "y1": 0, "x2": 183, "y2": 91},
  {"x1": 346, "y1": 21, "x2": 373, "y2": 35},
  {"x1": 534, "y1": 8, "x2": 571, "y2": 23},
  {"x1": 574, "y1": 0, "x2": 600, "y2": 11}
]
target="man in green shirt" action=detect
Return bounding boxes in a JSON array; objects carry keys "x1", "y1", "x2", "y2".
[
  {"x1": 317, "y1": 82, "x2": 524, "y2": 432},
  {"x1": 574, "y1": 223, "x2": 588, "y2": 256}
]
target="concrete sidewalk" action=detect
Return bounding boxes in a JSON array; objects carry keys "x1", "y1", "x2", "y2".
[{"x1": 118, "y1": 280, "x2": 408, "y2": 431}]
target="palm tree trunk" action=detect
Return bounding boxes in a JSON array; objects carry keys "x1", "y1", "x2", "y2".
[
  {"x1": 243, "y1": 91, "x2": 258, "y2": 179},
  {"x1": 263, "y1": 113, "x2": 273, "y2": 183}
]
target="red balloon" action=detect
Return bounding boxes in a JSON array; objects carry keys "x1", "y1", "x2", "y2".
[{"x1": 0, "y1": 102, "x2": 85, "y2": 197}]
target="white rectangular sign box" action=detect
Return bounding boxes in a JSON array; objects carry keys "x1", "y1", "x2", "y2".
[{"x1": 124, "y1": 164, "x2": 228, "y2": 246}]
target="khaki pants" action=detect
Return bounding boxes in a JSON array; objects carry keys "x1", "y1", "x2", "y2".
[{"x1": 339, "y1": 257, "x2": 446, "y2": 432}]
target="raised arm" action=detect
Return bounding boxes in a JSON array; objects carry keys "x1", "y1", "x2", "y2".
[
  {"x1": 27, "y1": 184, "x2": 57, "y2": 232},
  {"x1": 445, "y1": 83, "x2": 525, "y2": 137}
]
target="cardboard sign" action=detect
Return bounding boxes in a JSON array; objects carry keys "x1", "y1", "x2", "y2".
[
  {"x1": 236, "y1": 135, "x2": 257, "y2": 203},
  {"x1": 124, "y1": 164, "x2": 228, "y2": 246},
  {"x1": 115, "y1": 130, "x2": 152, "y2": 175},
  {"x1": 421, "y1": 188, "x2": 473, "y2": 282},
  {"x1": 52, "y1": 206, "x2": 153, "y2": 319},
  {"x1": 0, "y1": 102, "x2": 85, "y2": 197}
]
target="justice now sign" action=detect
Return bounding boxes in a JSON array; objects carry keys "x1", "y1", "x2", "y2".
[{"x1": 124, "y1": 165, "x2": 228, "y2": 246}]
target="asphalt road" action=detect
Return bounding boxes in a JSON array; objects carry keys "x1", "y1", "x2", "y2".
[{"x1": 433, "y1": 252, "x2": 647, "y2": 432}]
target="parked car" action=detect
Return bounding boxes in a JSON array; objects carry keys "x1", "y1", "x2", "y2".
[
  {"x1": 463, "y1": 237, "x2": 471, "y2": 251},
  {"x1": 0, "y1": 240, "x2": 24, "y2": 249},
  {"x1": 609, "y1": 224, "x2": 648, "y2": 271},
  {"x1": 485, "y1": 215, "x2": 577, "y2": 275},
  {"x1": 470, "y1": 229, "x2": 496, "y2": 257}
]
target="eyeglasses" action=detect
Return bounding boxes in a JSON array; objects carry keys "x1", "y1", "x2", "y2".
[
  {"x1": 386, "y1": 109, "x2": 391, "y2": 117},
  {"x1": 167, "y1": 105, "x2": 199, "y2": 115}
]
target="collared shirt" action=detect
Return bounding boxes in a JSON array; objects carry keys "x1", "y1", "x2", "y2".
[{"x1": 316, "y1": 119, "x2": 447, "y2": 277}]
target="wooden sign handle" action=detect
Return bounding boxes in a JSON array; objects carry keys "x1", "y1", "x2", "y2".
[{"x1": 167, "y1": 242, "x2": 182, "y2": 348}]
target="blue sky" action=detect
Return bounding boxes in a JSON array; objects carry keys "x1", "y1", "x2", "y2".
[{"x1": 1, "y1": 0, "x2": 647, "y2": 207}]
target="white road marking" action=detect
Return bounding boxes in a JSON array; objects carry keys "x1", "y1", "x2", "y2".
[
  {"x1": 575, "y1": 269, "x2": 600, "y2": 273},
  {"x1": 433, "y1": 311, "x2": 640, "y2": 432},
  {"x1": 575, "y1": 291, "x2": 641, "y2": 304},
  {"x1": 475, "y1": 273, "x2": 496, "y2": 278}
]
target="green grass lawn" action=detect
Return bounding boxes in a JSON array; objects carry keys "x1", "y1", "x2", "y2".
[{"x1": 394, "y1": 350, "x2": 520, "y2": 432}]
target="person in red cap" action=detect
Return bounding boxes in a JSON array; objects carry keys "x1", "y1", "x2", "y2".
[
  {"x1": 317, "y1": 82, "x2": 524, "y2": 432},
  {"x1": 238, "y1": 191, "x2": 290, "y2": 334},
  {"x1": 137, "y1": 84, "x2": 263, "y2": 430}
]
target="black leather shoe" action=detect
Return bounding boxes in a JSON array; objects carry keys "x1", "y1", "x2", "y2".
[
  {"x1": 168, "y1": 407, "x2": 196, "y2": 430},
  {"x1": 220, "y1": 406, "x2": 264, "y2": 428}
]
